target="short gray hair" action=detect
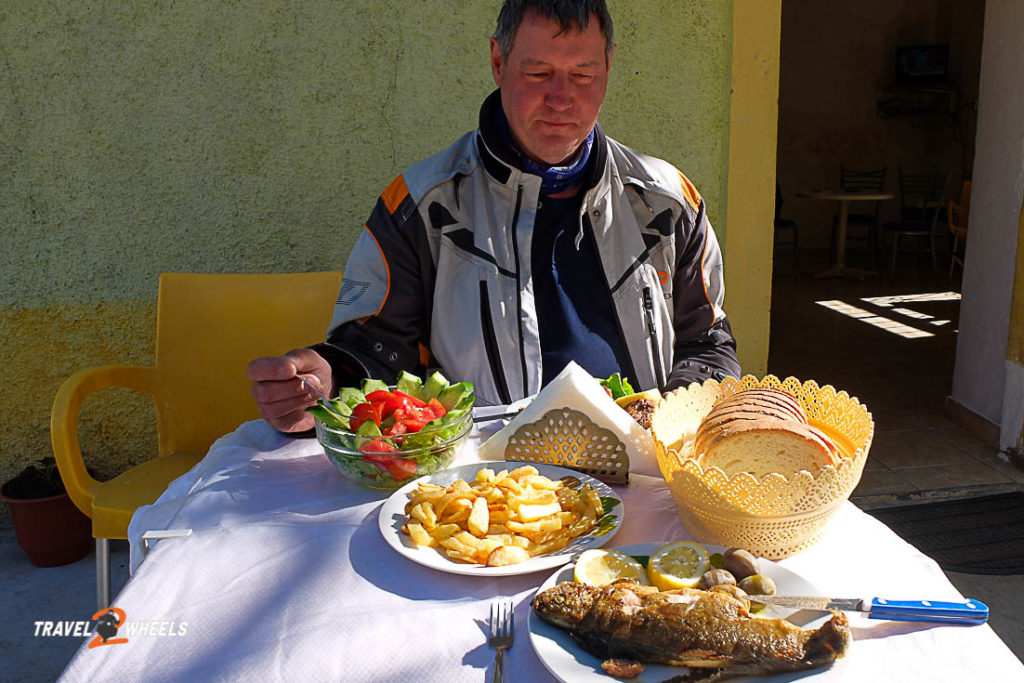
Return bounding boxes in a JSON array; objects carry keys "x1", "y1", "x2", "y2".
[{"x1": 493, "y1": 0, "x2": 614, "y2": 61}]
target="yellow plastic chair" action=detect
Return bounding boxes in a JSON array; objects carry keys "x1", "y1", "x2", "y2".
[
  {"x1": 947, "y1": 180, "x2": 972, "y2": 278},
  {"x1": 51, "y1": 271, "x2": 342, "y2": 609}
]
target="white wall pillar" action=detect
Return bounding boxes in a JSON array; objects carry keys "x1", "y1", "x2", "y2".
[{"x1": 950, "y1": 0, "x2": 1024, "y2": 438}]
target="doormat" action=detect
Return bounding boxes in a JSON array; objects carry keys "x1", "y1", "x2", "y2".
[{"x1": 866, "y1": 492, "x2": 1024, "y2": 575}]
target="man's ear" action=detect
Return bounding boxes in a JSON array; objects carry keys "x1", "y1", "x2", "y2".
[
  {"x1": 606, "y1": 43, "x2": 617, "y2": 70},
  {"x1": 489, "y1": 37, "x2": 504, "y2": 86}
]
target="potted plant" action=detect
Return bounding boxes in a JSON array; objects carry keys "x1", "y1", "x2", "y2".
[{"x1": 1, "y1": 457, "x2": 92, "y2": 567}]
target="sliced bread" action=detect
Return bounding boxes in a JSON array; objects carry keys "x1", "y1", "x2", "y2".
[
  {"x1": 694, "y1": 388, "x2": 840, "y2": 476},
  {"x1": 697, "y1": 417, "x2": 839, "y2": 477}
]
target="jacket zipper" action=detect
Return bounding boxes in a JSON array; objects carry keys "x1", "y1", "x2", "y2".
[
  {"x1": 643, "y1": 286, "x2": 666, "y2": 389},
  {"x1": 479, "y1": 280, "x2": 512, "y2": 405},
  {"x1": 583, "y1": 212, "x2": 639, "y2": 386},
  {"x1": 509, "y1": 185, "x2": 529, "y2": 393}
]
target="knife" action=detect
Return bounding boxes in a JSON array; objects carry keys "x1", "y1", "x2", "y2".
[{"x1": 745, "y1": 595, "x2": 989, "y2": 625}]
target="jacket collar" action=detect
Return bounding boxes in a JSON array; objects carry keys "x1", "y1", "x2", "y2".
[{"x1": 475, "y1": 89, "x2": 607, "y2": 194}]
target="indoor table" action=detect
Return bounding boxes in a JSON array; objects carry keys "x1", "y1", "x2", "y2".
[
  {"x1": 799, "y1": 190, "x2": 894, "y2": 280},
  {"x1": 59, "y1": 416, "x2": 1022, "y2": 682}
]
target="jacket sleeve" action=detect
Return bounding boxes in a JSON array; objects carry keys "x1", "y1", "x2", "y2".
[
  {"x1": 664, "y1": 196, "x2": 741, "y2": 391},
  {"x1": 313, "y1": 174, "x2": 437, "y2": 389}
]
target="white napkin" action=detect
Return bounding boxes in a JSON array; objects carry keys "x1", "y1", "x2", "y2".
[{"x1": 476, "y1": 361, "x2": 660, "y2": 477}]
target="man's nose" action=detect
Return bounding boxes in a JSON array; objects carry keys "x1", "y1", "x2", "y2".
[{"x1": 544, "y1": 74, "x2": 572, "y2": 111}]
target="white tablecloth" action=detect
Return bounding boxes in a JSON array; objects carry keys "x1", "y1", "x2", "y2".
[{"x1": 60, "y1": 419, "x2": 1022, "y2": 682}]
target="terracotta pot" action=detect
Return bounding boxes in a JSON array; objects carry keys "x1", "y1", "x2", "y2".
[{"x1": 1, "y1": 487, "x2": 92, "y2": 567}]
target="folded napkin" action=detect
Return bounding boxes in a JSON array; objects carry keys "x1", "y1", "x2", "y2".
[{"x1": 477, "y1": 362, "x2": 661, "y2": 477}]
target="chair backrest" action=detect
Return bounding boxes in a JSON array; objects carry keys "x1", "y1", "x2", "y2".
[
  {"x1": 152, "y1": 271, "x2": 343, "y2": 457},
  {"x1": 840, "y1": 165, "x2": 887, "y2": 193},
  {"x1": 947, "y1": 180, "x2": 972, "y2": 236},
  {"x1": 840, "y1": 166, "x2": 887, "y2": 218},
  {"x1": 897, "y1": 166, "x2": 951, "y2": 225}
]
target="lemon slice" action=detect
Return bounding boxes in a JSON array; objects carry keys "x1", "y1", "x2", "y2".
[
  {"x1": 614, "y1": 389, "x2": 662, "y2": 408},
  {"x1": 573, "y1": 548, "x2": 649, "y2": 586},
  {"x1": 646, "y1": 541, "x2": 710, "y2": 590}
]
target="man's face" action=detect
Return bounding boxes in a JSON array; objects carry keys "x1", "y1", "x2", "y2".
[{"x1": 491, "y1": 12, "x2": 614, "y2": 166}]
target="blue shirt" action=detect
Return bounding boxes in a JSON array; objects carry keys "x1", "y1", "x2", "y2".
[{"x1": 531, "y1": 194, "x2": 633, "y2": 386}]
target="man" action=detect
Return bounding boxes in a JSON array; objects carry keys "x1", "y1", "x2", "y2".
[{"x1": 249, "y1": 0, "x2": 739, "y2": 433}]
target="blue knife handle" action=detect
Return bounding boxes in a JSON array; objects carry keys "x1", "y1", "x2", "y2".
[{"x1": 869, "y1": 598, "x2": 989, "y2": 625}]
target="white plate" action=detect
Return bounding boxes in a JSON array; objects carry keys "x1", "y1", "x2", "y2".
[
  {"x1": 377, "y1": 462, "x2": 622, "y2": 576},
  {"x1": 528, "y1": 542, "x2": 832, "y2": 683}
]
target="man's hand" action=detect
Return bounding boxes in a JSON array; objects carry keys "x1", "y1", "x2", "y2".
[{"x1": 247, "y1": 348, "x2": 334, "y2": 433}]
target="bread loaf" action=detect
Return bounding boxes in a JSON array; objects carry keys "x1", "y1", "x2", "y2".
[{"x1": 695, "y1": 388, "x2": 840, "y2": 476}]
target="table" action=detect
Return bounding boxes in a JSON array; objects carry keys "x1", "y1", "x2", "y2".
[
  {"x1": 59, "y1": 419, "x2": 1022, "y2": 682},
  {"x1": 799, "y1": 190, "x2": 894, "y2": 280}
]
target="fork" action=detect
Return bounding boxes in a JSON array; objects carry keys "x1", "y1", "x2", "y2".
[
  {"x1": 297, "y1": 375, "x2": 347, "y2": 422},
  {"x1": 488, "y1": 601, "x2": 515, "y2": 683}
]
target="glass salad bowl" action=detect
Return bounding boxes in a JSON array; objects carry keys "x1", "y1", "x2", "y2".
[{"x1": 310, "y1": 373, "x2": 475, "y2": 491}]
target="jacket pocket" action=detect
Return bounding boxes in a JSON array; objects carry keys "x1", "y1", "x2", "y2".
[{"x1": 479, "y1": 280, "x2": 512, "y2": 405}]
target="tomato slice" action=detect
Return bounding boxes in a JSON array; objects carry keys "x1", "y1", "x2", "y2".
[
  {"x1": 423, "y1": 398, "x2": 447, "y2": 421},
  {"x1": 361, "y1": 444, "x2": 417, "y2": 481},
  {"x1": 349, "y1": 402, "x2": 383, "y2": 431},
  {"x1": 394, "y1": 390, "x2": 428, "y2": 408},
  {"x1": 400, "y1": 417, "x2": 427, "y2": 433},
  {"x1": 381, "y1": 456, "x2": 418, "y2": 480},
  {"x1": 382, "y1": 421, "x2": 408, "y2": 437},
  {"x1": 359, "y1": 439, "x2": 399, "y2": 455},
  {"x1": 365, "y1": 389, "x2": 396, "y2": 404}
]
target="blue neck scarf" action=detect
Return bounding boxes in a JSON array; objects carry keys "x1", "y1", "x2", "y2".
[{"x1": 497, "y1": 107, "x2": 594, "y2": 195}]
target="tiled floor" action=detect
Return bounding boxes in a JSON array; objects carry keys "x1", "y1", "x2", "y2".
[
  {"x1": 767, "y1": 245, "x2": 1024, "y2": 508},
  {"x1": 765, "y1": 247, "x2": 1024, "y2": 664}
]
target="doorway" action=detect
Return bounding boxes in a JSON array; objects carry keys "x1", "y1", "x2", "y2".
[{"x1": 769, "y1": 0, "x2": 998, "y2": 500}]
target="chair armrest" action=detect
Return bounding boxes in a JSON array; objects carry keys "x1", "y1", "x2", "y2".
[{"x1": 50, "y1": 365, "x2": 155, "y2": 517}]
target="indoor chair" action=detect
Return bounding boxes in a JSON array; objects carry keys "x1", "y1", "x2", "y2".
[
  {"x1": 833, "y1": 165, "x2": 887, "y2": 267},
  {"x1": 947, "y1": 180, "x2": 972, "y2": 278},
  {"x1": 884, "y1": 167, "x2": 952, "y2": 278},
  {"x1": 773, "y1": 182, "x2": 800, "y2": 277},
  {"x1": 51, "y1": 271, "x2": 343, "y2": 609}
]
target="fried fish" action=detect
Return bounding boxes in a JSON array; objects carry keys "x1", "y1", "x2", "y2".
[{"x1": 531, "y1": 579, "x2": 850, "y2": 681}]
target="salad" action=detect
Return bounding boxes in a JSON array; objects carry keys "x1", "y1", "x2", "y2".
[{"x1": 309, "y1": 371, "x2": 475, "y2": 488}]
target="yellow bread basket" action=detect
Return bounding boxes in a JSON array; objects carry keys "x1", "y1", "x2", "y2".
[{"x1": 650, "y1": 375, "x2": 874, "y2": 559}]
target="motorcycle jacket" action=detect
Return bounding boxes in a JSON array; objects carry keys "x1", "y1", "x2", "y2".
[{"x1": 313, "y1": 91, "x2": 739, "y2": 406}]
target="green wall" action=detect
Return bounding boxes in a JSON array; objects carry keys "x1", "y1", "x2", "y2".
[{"x1": 0, "y1": 1, "x2": 732, "y2": 488}]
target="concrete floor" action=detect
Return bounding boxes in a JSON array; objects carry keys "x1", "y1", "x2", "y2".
[
  {"x1": 2, "y1": 247, "x2": 1023, "y2": 680},
  {"x1": 1, "y1": 534, "x2": 130, "y2": 683}
]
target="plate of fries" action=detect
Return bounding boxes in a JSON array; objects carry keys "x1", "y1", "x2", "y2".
[{"x1": 377, "y1": 462, "x2": 622, "y2": 576}]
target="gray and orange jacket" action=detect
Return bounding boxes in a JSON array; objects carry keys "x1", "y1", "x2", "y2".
[{"x1": 313, "y1": 91, "x2": 739, "y2": 406}]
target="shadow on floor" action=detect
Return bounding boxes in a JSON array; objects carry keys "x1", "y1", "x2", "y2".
[
  {"x1": 767, "y1": 247, "x2": 1024, "y2": 505},
  {"x1": 1, "y1": 532, "x2": 130, "y2": 682}
]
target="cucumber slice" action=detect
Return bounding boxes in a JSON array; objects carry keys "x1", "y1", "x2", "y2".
[
  {"x1": 354, "y1": 418, "x2": 383, "y2": 449},
  {"x1": 421, "y1": 371, "x2": 450, "y2": 401},
  {"x1": 437, "y1": 381, "x2": 473, "y2": 411},
  {"x1": 337, "y1": 387, "x2": 367, "y2": 410},
  {"x1": 361, "y1": 378, "x2": 389, "y2": 395},
  {"x1": 395, "y1": 370, "x2": 424, "y2": 397},
  {"x1": 306, "y1": 403, "x2": 348, "y2": 430}
]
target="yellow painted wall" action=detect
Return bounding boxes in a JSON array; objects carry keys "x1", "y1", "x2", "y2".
[
  {"x1": 1009, "y1": 199, "x2": 1024, "y2": 453},
  {"x1": 1, "y1": 2, "x2": 774, "y2": 493},
  {"x1": 1008, "y1": 200, "x2": 1024, "y2": 366},
  {"x1": 725, "y1": 1, "x2": 781, "y2": 376}
]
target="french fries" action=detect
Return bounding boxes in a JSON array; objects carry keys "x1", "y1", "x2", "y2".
[{"x1": 400, "y1": 465, "x2": 605, "y2": 566}]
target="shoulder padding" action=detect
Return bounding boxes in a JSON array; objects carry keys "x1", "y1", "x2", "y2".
[
  {"x1": 605, "y1": 137, "x2": 702, "y2": 215},
  {"x1": 400, "y1": 131, "x2": 480, "y2": 204}
]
